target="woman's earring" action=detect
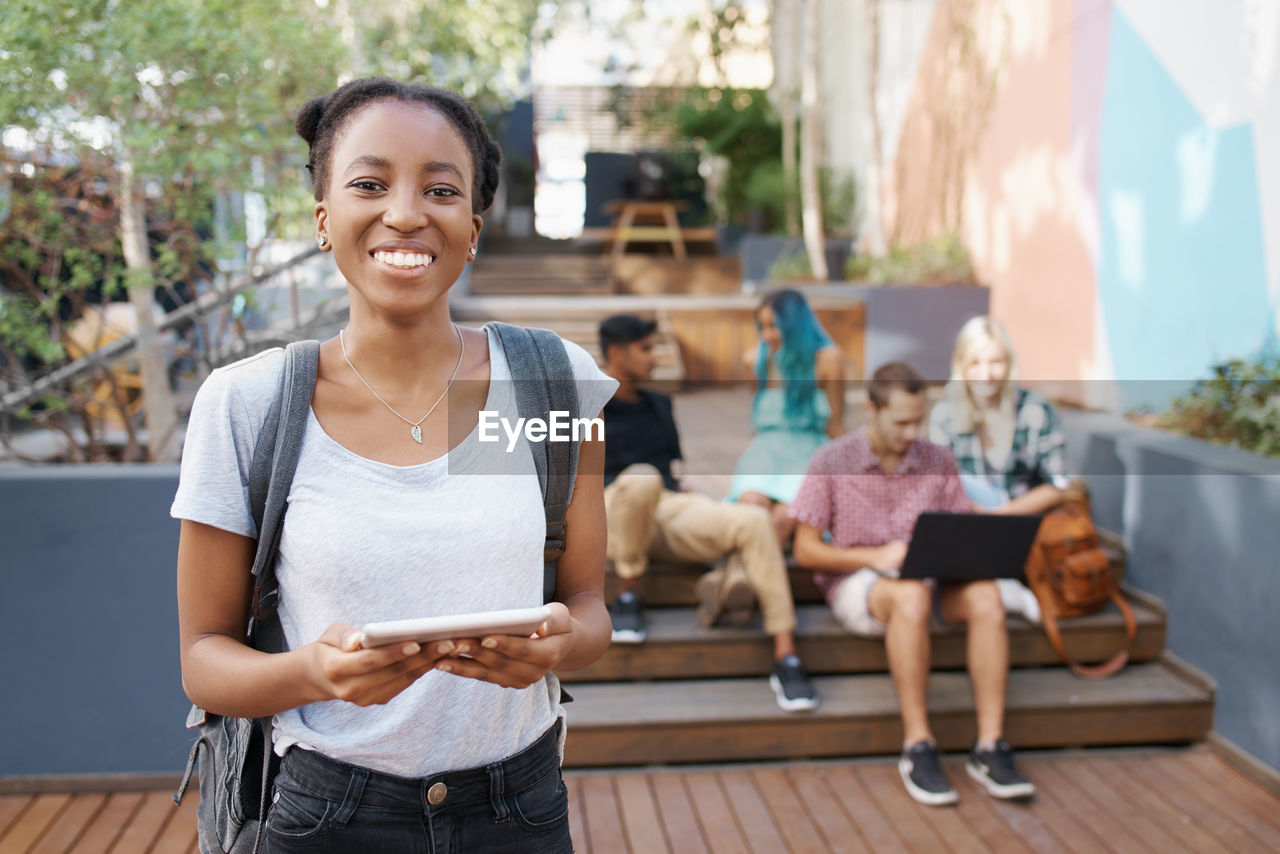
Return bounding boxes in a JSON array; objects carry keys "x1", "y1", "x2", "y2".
[
  {"x1": 317, "y1": 234, "x2": 329, "y2": 249},
  {"x1": 468, "y1": 247, "x2": 477, "y2": 259}
]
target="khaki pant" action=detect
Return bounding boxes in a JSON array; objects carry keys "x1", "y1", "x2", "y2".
[{"x1": 604, "y1": 464, "x2": 796, "y2": 636}]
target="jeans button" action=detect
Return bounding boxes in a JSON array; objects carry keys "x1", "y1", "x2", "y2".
[{"x1": 427, "y1": 782, "x2": 448, "y2": 805}]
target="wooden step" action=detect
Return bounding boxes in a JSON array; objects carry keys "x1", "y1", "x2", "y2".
[
  {"x1": 469, "y1": 254, "x2": 613, "y2": 278},
  {"x1": 468, "y1": 280, "x2": 615, "y2": 296},
  {"x1": 561, "y1": 597, "x2": 1165, "y2": 683},
  {"x1": 561, "y1": 657, "x2": 1214, "y2": 767},
  {"x1": 468, "y1": 255, "x2": 614, "y2": 296}
]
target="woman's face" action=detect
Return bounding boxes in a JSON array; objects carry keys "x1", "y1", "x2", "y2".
[
  {"x1": 758, "y1": 305, "x2": 782, "y2": 353},
  {"x1": 963, "y1": 338, "x2": 1010, "y2": 406},
  {"x1": 314, "y1": 99, "x2": 482, "y2": 320}
]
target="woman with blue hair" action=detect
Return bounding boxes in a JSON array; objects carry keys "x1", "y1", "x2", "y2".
[{"x1": 728, "y1": 289, "x2": 847, "y2": 543}]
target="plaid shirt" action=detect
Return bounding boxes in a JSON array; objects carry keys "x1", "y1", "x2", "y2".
[
  {"x1": 929, "y1": 388, "x2": 1069, "y2": 500},
  {"x1": 789, "y1": 427, "x2": 974, "y2": 598}
]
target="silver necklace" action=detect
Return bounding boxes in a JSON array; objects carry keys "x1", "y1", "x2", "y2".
[{"x1": 339, "y1": 323, "x2": 465, "y2": 444}]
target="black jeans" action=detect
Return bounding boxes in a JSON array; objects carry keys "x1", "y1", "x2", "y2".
[{"x1": 262, "y1": 722, "x2": 571, "y2": 853}]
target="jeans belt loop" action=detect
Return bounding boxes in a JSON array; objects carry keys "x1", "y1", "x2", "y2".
[
  {"x1": 332, "y1": 767, "x2": 368, "y2": 828},
  {"x1": 487, "y1": 760, "x2": 510, "y2": 822}
]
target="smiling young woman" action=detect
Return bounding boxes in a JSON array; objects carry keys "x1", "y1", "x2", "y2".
[{"x1": 171, "y1": 78, "x2": 617, "y2": 854}]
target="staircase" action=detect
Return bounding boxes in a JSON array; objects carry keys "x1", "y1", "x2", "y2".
[
  {"x1": 467, "y1": 254, "x2": 615, "y2": 296},
  {"x1": 559, "y1": 562, "x2": 1214, "y2": 768},
  {"x1": 445, "y1": 308, "x2": 1216, "y2": 769}
]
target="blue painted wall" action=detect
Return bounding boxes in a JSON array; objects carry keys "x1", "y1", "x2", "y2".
[{"x1": 1097, "y1": 9, "x2": 1272, "y2": 406}]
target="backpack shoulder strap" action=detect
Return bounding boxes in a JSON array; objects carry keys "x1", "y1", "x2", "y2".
[
  {"x1": 246, "y1": 340, "x2": 320, "y2": 651},
  {"x1": 175, "y1": 341, "x2": 318, "y2": 834},
  {"x1": 490, "y1": 322, "x2": 580, "y2": 603}
]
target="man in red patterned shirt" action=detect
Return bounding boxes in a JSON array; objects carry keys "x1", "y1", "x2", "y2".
[{"x1": 790, "y1": 362, "x2": 1035, "y2": 806}]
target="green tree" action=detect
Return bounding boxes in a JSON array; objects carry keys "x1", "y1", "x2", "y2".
[
  {"x1": 1, "y1": 1, "x2": 555, "y2": 460},
  {"x1": 333, "y1": 0, "x2": 542, "y2": 109},
  {"x1": 0, "y1": 0, "x2": 339, "y2": 460}
]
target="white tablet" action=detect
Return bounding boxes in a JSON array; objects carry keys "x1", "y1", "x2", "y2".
[{"x1": 360, "y1": 606, "x2": 553, "y2": 648}]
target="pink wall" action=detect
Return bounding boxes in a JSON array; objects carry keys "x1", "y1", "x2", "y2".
[{"x1": 887, "y1": 0, "x2": 1103, "y2": 393}]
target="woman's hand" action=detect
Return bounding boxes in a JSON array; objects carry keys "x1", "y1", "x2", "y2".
[
  {"x1": 431, "y1": 602, "x2": 575, "y2": 690},
  {"x1": 307, "y1": 623, "x2": 455, "y2": 707}
]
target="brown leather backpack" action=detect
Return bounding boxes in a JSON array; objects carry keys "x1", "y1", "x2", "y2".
[{"x1": 1023, "y1": 492, "x2": 1136, "y2": 678}]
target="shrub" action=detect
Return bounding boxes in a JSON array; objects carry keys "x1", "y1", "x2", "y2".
[
  {"x1": 766, "y1": 249, "x2": 815, "y2": 282},
  {"x1": 1157, "y1": 352, "x2": 1280, "y2": 459},
  {"x1": 845, "y1": 233, "x2": 974, "y2": 285}
]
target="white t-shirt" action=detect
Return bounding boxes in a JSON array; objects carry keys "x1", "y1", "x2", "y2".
[{"x1": 171, "y1": 325, "x2": 617, "y2": 776}]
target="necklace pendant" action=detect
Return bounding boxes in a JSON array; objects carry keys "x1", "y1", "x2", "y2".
[{"x1": 410, "y1": 425, "x2": 423, "y2": 444}]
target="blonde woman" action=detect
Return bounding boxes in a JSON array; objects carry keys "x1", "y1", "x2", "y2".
[{"x1": 929, "y1": 316, "x2": 1074, "y2": 622}]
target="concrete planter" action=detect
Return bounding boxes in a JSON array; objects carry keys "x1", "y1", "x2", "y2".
[
  {"x1": 758, "y1": 283, "x2": 989, "y2": 379},
  {"x1": 0, "y1": 465, "x2": 188, "y2": 780},
  {"x1": 738, "y1": 234, "x2": 853, "y2": 284},
  {"x1": 857, "y1": 284, "x2": 988, "y2": 380},
  {"x1": 1061, "y1": 410, "x2": 1280, "y2": 774}
]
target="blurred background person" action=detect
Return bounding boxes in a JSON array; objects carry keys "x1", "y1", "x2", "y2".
[
  {"x1": 727, "y1": 289, "x2": 846, "y2": 545},
  {"x1": 929, "y1": 316, "x2": 1078, "y2": 623}
]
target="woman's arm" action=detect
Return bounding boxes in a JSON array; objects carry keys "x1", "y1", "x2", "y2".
[
  {"x1": 816, "y1": 346, "x2": 847, "y2": 438},
  {"x1": 436, "y1": 429, "x2": 611, "y2": 687},
  {"x1": 992, "y1": 483, "x2": 1065, "y2": 516},
  {"x1": 992, "y1": 397, "x2": 1070, "y2": 516},
  {"x1": 178, "y1": 520, "x2": 450, "y2": 718}
]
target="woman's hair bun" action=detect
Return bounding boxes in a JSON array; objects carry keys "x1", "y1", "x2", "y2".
[{"x1": 294, "y1": 96, "x2": 328, "y2": 146}]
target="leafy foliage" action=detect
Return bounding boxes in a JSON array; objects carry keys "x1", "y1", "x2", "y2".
[
  {"x1": 0, "y1": 0, "x2": 550, "y2": 459},
  {"x1": 673, "y1": 87, "x2": 782, "y2": 229},
  {"x1": 0, "y1": 151, "x2": 206, "y2": 459},
  {"x1": 844, "y1": 233, "x2": 975, "y2": 285},
  {"x1": 0, "y1": 153, "x2": 121, "y2": 367},
  {"x1": 1157, "y1": 353, "x2": 1280, "y2": 459},
  {"x1": 0, "y1": 0, "x2": 337, "y2": 457},
  {"x1": 346, "y1": 0, "x2": 542, "y2": 111},
  {"x1": 765, "y1": 248, "x2": 814, "y2": 282}
]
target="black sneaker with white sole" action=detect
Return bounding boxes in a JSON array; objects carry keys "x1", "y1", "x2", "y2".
[
  {"x1": 609, "y1": 591, "x2": 647, "y2": 643},
  {"x1": 899, "y1": 741, "x2": 958, "y2": 806},
  {"x1": 967, "y1": 739, "x2": 1036, "y2": 800},
  {"x1": 769, "y1": 655, "x2": 819, "y2": 712}
]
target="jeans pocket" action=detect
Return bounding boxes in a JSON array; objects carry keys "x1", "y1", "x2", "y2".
[
  {"x1": 511, "y1": 770, "x2": 570, "y2": 830},
  {"x1": 266, "y1": 776, "x2": 335, "y2": 842}
]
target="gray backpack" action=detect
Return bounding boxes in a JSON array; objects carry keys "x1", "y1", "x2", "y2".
[{"x1": 174, "y1": 324, "x2": 581, "y2": 854}]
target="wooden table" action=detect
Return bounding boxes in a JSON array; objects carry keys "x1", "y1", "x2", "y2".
[{"x1": 601, "y1": 199, "x2": 691, "y2": 261}]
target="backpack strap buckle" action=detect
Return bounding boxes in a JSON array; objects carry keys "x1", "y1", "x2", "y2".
[{"x1": 544, "y1": 519, "x2": 567, "y2": 561}]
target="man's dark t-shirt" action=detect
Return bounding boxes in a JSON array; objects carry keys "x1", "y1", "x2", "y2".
[{"x1": 603, "y1": 390, "x2": 683, "y2": 491}]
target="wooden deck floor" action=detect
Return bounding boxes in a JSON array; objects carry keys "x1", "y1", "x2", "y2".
[{"x1": 2, "y1": 750, "x2": 1277, "y2": 853}]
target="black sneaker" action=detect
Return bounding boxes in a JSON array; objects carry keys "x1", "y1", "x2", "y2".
[
  {"x1": 769, "y1": 655, "x2": 819, "y2": 712},
  {"x1": 967, "y1": 739, "x2": 1035, "y2": 800},
  {"x1": 899, "y1": 741, "x2": 958, "y2": 806},
  {"x1": 609, "y1": 591, "x2": 647, "y2": 643}
]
